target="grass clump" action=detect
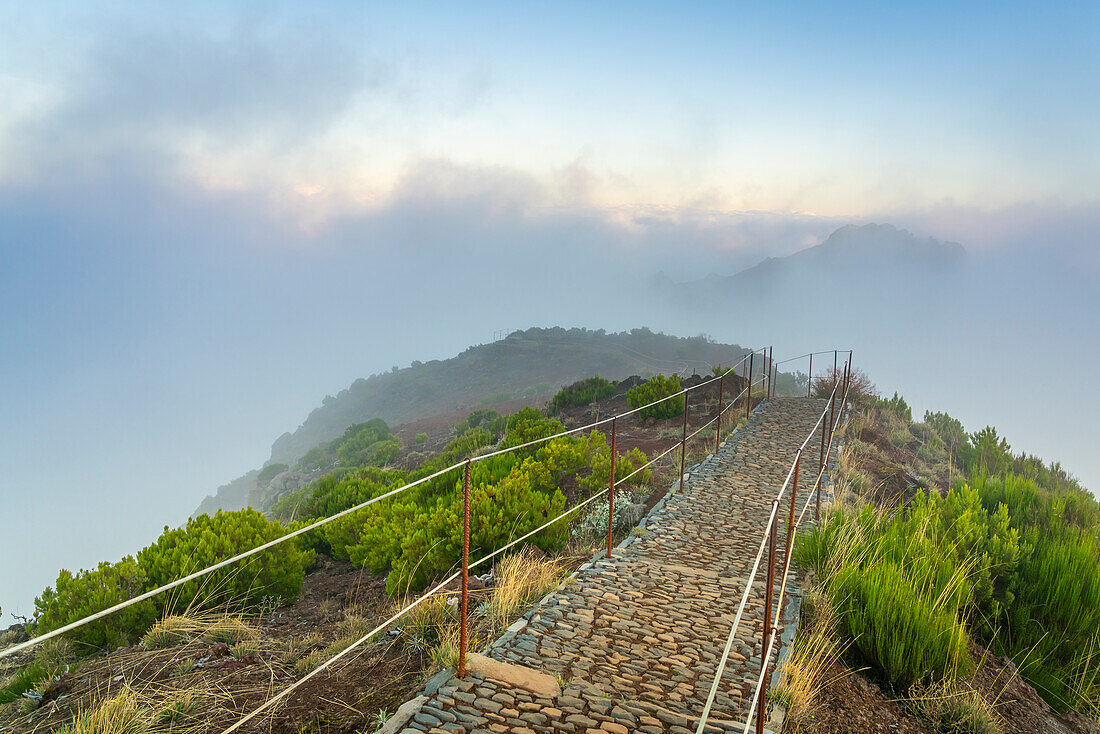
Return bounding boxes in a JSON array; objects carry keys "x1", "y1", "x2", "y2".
[
  {"x1": 154, "y1": 688, "x2": 205, "y2": 725},
  {"x1": 70, "y1": 690, "x2": 150, "y2": 734},
  {"x1": 199, "y1": 615, "x2": 258, "y2": 645},
  {"x1": 910, "y1": 680, "x2": 1001, "y2": 734},
  {"x1": 141, "y1": 615, "x2": 202, "y2": 649},
  {"x1": 771, "y1": 589, "x2": 847, "y2": 728},
  {"x1": 832, "y1": 561, "x2": 970, "y2": 688},
  {"x1": 0, "y1": 663, "x2": 51, "y2": 704},
  {"x1": 482, "y1": 548, "x2": 564, "y2": 630}
]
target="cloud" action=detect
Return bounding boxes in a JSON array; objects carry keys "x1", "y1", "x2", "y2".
[{"x1": 2, "y1": 10, "x2": 384, "y2": 185}]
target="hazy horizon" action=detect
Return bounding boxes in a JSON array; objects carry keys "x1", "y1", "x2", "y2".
[{"x1": 2, "y1": 1, "x2": 1098, "y2": 621}]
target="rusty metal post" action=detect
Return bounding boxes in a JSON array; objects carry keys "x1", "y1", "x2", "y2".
[
  {"x1": 808, "y1": 353, "x2": 813, "y2": 398},
  {"x1": 771, "y1": 348, "x2": 775, "y2": 396},
  {"x1": 608, "y1": 418, "x2": 617, "y2": 558},
  {"x1": 784, "y1": 451, "x2": 801, "y2": 573},
  {"x1": 757, "y1": 502, "x2": 779, "y2": 734},
  {"x1": 827, "y1": 376, "x2": 837, "y2": 451},
  {"x1": 767, "y1": 347, "x2": 772, "y2": 397},
  {"x1": 459, "y1": 460, "x2": 471, "y2": 677},
  {"x1": 746, "y1": 351, "x2": 754, "y2": 419},
  {"x1": 679, "y1": 395, "x2": 689, "y2": 491},
  {"x1": 715, "y1": 374, "x2": 724, "y2": 454},
  {"x1": 817, "y1": 403, "x2": 827, "y2": 522}
]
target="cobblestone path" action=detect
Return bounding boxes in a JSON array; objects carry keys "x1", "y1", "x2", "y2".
[{"x1": 392, "y1": 397, "x2": 834, "y2": 734}]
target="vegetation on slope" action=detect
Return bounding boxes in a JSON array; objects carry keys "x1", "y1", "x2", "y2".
[{"x1": 793, "y1": 383, "x2": 1100, "y2": 730}]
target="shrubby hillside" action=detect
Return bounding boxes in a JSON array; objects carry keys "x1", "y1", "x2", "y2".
[{"x1": 196, "y1": 327, "x2": 747, "y2": 515}]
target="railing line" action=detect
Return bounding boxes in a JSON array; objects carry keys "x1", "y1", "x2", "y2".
[
  {"x1": 218, "y1": 373, "x2": 771, "y2": 734},
  {"x1": 773, "y1": 349, "x2": 852, "y2": 366},
  {"x1": 693, "y1": 354, "x2": 850, "y2": 734},
  {"x1": 742, "y1": 359, "x2": 853, "y2": 733},
  {"x1": 0, "y1": 347, "x2": 769, "y2": 660}
]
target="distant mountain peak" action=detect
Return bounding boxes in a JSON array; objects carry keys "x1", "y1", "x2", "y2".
[
  {"x1": 814, "y1": 222, "x2": 965, "y2": 262},
  {"x1": 658, "y1": 222, "x2": 966, "y2": 305}
]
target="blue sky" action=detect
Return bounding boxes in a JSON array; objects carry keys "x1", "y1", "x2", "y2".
[{"x1": 1, "y1": 1, "x2": 1098, "y2": 617}]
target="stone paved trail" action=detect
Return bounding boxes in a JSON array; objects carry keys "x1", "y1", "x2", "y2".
[{"x1": 393, "y1": 397, "x2": 835, "y2": 734}]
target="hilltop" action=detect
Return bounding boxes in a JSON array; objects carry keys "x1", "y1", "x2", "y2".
[{"x1": 194, "y1": 327, "x2": 750, "y2": 516}]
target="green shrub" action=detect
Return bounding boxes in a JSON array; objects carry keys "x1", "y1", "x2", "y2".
[
  {"x1": 502, "y1": 408, "x2": 565, "y2": 450},
  {"x1": 876, "y1": 392, "x2": 912, "y2": 422},
  {"x1": 548, "y1": 376, "x2": 617, "y2": 414},
  {"x1": 0, "y1": 662, "x2": 54, "y2": 704},
  {"x1": 415, "y1": 433, "x2": 429, "y2": 444},
  {"x1": 626, "y1": 374, "x2": 684, "y2": 420},
  {"x1": 256, "y1": 463, "x2": 289, "y2": 483},
  {"x1": 453, "y1": 409, "x2": 506, "y2": 437},
  {"x1": 35, "y1": 557, "x2": 157, "y2": 650},
  {"x1": 137, "y1": 509, "x2": 310, "y2": 612},
  {"x1": 831, "y1": 560, "x2": 970, "y2": 688},
  {"x1": 298, "y1": 418, "x2": 398, "y2": 471}
]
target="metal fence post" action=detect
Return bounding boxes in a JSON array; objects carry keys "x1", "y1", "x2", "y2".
[
  {"x1": 608, "y1": 417, "x2": 617, "y2": 558},
  {"x1": 757, "y1": 503, "x2": 779, "y2": 734},
  {"x1": 771, "y1": 364, "x2": 777, "y2": 398},
  {"x1": 459, "y1": 460, "x2": 471, "y2": 677},
  {"x1": 817, "y1": 407, "x2": 826, "y2": 522},
  {"x1": 679, "y1": 398, "x2": 689, "y2": 492},
  {"x1": 808, "y1": 353, "x2": 813, "y2": 398},
  {"x1": 827, "y1": 380, "x2": 837, "y2": 451},
  {"x1": 746, "y1": 351, "x2": 754, "y2": 420},
  {"x1": 715, "y1": 374, "x2": 724, "y2": 454},
  {"x1": 784, "y1": 451, "x2": 801, "y2": 573}
]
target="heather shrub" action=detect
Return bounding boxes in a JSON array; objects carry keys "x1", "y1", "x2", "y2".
[
  {"x1": 548, "y1": 376, "x2": 617, "y2": 414},
  {"x1": 137, "y1": 509, "x2": 310, "y2": 612},
  {"x1": 35, "y1": 557, "x2": 157, "y2": 650},
  {"x1": 626, "y1": 374, "x2": 684, "y2": 420}
]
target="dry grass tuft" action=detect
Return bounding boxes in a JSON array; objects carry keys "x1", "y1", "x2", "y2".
[
  {"x1": 771, "y1": 589, "x2": 848, "y2": 730},
  {"x1": 482, "y1": 548, "x2": 564, "y2": 631},
  {"x1": 70, "y1": 689, "x2": 151, "y2": 734},
  {"x1": 33, "y1": 637, "x2": 75, "y2": 669},
  {"x1": 909, "y1": 680, "x2": 1002, "y2": 734},
  {"x1": 199, "y1": 615, "x2": 259, "y2": 646},
  {"x1": 141, "y1": 615, "x2": 203, "y2": 649}
]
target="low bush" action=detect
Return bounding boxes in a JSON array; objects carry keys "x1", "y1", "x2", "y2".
[
  {"x1": 571, "y1": 496, "x2": 639, "y2": 544},
  {"x1": 876, "y1": 392, "x2": 913, "y2": 422},
  {"x1": 35, "y1": 557, "x2": 157, "y2": 650},
  {"x1": 548, "y1": 376, "x2": 617, "y2": 414},
  {"x1": 138, "y1": 509, "x2": 310, "y2": 613},
  {"x1": 626, "y1": 374, "x2": 684, "y2": 420},
  {"x1": 36, "y1": 509, "x2": 309, "y2": 654}
]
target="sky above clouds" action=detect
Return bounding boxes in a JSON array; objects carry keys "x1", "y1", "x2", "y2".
[
  {"x1": 1, "y1": 1, "x2": 1098, "y2": 617},
  {"x1": 3, "y1": 1, "x2": 1098, "y2": 216}
]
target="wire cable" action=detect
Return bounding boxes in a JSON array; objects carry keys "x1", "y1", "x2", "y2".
[{"x1": 0, "y1": 348, "x2": 765, "y2": 659}]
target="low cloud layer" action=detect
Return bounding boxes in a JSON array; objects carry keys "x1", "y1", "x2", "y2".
[{"x1": 1, "y1": 1, "x2": 1098, "y2": 631}]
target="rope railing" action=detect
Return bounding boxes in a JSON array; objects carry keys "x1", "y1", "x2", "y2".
[
  {"x1": 7, "y1": 344, "x2": 843, "y2": 734},
  {"x1": 739, "y1": 360, "x2": 853, "y2": 734},
  {"x1": 0, "y1": 347, "x2": 771, "y2": 660},
  {"x1": 692, "y1": 372, "x2": 843, "y2": 734},
  {"x1": 218, "y1": 374, "x2": 767, "y2": 733}
]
